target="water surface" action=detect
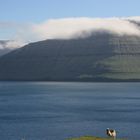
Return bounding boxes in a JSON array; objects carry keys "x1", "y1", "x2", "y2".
[{"x1": 0, "y1": 82, "x2": 140, "y2": 140}]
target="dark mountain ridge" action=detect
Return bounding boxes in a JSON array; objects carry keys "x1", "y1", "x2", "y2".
[{"x1": 0, "y1": 32, "x2": 140, "y2": 81}]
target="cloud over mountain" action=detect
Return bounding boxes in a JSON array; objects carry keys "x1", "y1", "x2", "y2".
[
  {"x1": 32, "y1": 17, "x2": 140, "y2": 40},
  {"x1": 0, "y1": 40, "x2": 25, "y2": 50},
  {"x1": 1, "y1": 17, "x2": 140, "y2": 49},
  {"x1": 0, "y1": 40, "x2": 23, "y2": 56}
]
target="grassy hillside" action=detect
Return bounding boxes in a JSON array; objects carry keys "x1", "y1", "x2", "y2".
[
  {"x1": 0, "y1": 32, "x2": 140, "y2": 81},
  {"x1": 68, "y1": 136, "x2": 125, "y2": 140},
  {"x1": 102, "y1": 55, "x2": 140, "y2": 79}
]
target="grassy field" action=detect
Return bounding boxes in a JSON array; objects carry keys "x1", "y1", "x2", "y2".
[
  {"x1": 102, "y1": 54, "x2": 140, "y2": 79},
  {"x1": 68, "y1": 136, "x2": 125, "y2": 140}
]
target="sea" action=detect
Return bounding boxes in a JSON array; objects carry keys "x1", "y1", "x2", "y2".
[{"x1": 0, "y1": 82, "x2": 140, "y2": 140}]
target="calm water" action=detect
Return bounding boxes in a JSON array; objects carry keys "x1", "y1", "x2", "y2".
[{"x1": 0, "y1": 82, "x2": 140, "y2": 140}]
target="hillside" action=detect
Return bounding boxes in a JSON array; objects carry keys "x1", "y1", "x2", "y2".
[
  {"x1": 0, "y1": 32, "x2": 140, "y2": 81},
  {"x1": 0, "y1": 40, "x2": 13, "y2": 56}
]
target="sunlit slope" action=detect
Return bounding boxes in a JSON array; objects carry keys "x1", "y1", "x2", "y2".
[
  {"x1": 0, "y1": 33, "x2": 140, "y2": 81},
  {"x1": 102, "y1": 36, "x2": 140, "y2": 80}
]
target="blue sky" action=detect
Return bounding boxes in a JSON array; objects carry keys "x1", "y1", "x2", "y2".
[
  {"x1": 0, "y1": 0, "x2": 140, "y2": 43},
  {"x1": 0, "y1": 0, "x2": 140, "y2": 22}
]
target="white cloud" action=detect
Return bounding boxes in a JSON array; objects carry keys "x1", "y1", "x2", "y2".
[
  {"x1": 6, "y1": 40, "x2": 25, "y2": 49},
  {"x1": 32, "y1": 17, "x2": 140, "y2": 40},
  {"x1": 0, "y1": 40, "x2": 25, "y2": 50},
  {"x1": 125, "y1": 16, "x2": 140, "y2": 22},
  {"x1": 1, "y1": 16, "x2": 140, "y2": 49}
]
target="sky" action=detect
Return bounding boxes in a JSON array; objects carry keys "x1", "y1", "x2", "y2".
[
  {"x1": 1, "y1": 0, "x2": 140, "y2": 22},
  {"x1": 0, "y1": 0, "x2": 140, "y2": 48}
]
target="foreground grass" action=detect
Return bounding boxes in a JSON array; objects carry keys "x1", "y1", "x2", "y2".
[{"x1": 68, "y1": 136, "x2": 125, "y2": 140}]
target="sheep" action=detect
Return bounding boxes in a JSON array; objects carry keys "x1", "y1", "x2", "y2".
[{"x1": 106, "y1": 128, "x2": 116, "y2": 139}]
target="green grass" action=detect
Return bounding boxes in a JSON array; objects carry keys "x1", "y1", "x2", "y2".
[
  {"x1": 101, "y1": 54, "x2": 140, "y2": 79},
  {"x1": 67, "y1": 136, "x2": 125, "y2": 140},
  {"x1": 105, "y1": 55, "x2": 140, "y2": 73}
]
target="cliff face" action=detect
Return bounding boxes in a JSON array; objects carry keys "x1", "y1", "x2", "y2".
[{"x1": 0, "y1": 32, "x2": 140, "y2": 81}]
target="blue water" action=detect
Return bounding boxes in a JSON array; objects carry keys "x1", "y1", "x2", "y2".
[{"x1": 0, "y1": 82, "x2": 140, "y2": 140}]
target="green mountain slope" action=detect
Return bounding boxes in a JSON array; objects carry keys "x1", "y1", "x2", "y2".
[{"x1": 0, "y1": 32, "x2": 140, "y2": 81}]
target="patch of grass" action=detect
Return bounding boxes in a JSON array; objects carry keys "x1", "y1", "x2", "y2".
[
  {"x1": 101, "y1": 54, "x2": 140, "y2": 79},
  {"x1": 67, "y1": 136, "x2": 125, "y2": 140},
  {"x1": 104, "y1": 55, "x2": 140, "y2": 73}
]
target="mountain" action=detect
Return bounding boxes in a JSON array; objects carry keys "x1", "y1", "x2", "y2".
[
  {"x1": 0, "y1": 32, "x2": 140, "y2": 81},
  {"x1": 0, "y1": 40, "x2": 13, "y2": 56},
  {"x1": 0, "y1": 48, "x2": 11, "y2": 56},
  {"x1": 0, "y1": 40, "x2": 20, "y2": 56}
]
